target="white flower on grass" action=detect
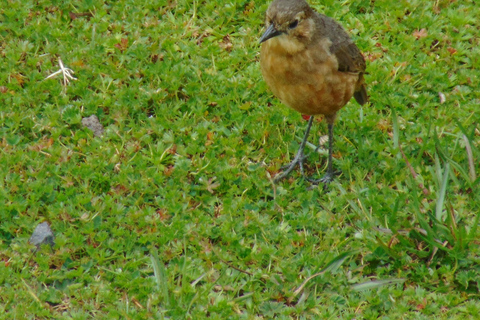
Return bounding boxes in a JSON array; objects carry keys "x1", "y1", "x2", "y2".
[{"x1": 45, "y1": 57, "x2": 77, "y2": 86}]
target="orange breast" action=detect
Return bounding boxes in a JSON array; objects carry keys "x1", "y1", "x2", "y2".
[{"x1": 260, "y1": 38, "x2": 359, "y2": 116}]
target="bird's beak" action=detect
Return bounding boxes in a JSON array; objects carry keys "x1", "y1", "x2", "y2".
[{"x1": 259, "y1": 24, "x2": 282, "y2": 43}]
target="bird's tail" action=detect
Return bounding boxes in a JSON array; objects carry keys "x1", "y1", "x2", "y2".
[
  {"x1": 354, "y1": 85, "x2": 368, "y2": 105},
  {"x1": 353, "y1": 74, "x2": 368, "y2": 105}
]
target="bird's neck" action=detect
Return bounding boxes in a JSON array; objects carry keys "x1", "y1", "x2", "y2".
[{"x1": 266, "y1": 34, "x2": 306, "y2": 55}]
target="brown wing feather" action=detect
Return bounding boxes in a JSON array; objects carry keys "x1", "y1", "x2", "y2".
[
  {"x1": 316, "y1": 14, "x2": 368, "y2": 105},
  {"x1": 333, "y1": 44, "x2": 366, "y2": 73}
]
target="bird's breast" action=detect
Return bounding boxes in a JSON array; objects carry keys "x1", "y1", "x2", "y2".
[{"x1": 260, "y1": 38, "x2": 358, "y2": 116}]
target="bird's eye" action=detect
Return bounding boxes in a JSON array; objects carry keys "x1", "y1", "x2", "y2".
[{"x1": 289, "y1": 20, "x2": 299, "y2": 29}]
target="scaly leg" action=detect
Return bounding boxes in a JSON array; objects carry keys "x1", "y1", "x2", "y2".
[
  {"x1": 305, "y1": 122, "x2": 340, "y2": 186},
  {"x1": 273, "y1": 116, "x2": 314, "y2": 183}
]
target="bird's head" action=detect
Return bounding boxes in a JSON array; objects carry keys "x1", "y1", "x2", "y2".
[{"x1": 259, "y1": 0, "x2": 315, "y2": 44}]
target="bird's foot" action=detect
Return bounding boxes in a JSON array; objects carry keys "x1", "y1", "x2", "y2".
[
  {"x1": 273, "y1": 153, "x2": 307, "y2": 183},
  {"x1": 305, "y1": 170, "x2": 341, "y2": 188}
]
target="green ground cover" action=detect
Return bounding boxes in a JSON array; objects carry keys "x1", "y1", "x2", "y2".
[{"x1": 1, "y1": 0, "x2": 479, "y2": 318}]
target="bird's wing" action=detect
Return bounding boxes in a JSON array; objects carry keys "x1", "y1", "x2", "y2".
[
  {"x1": 332, "y1": 41, "x2": 366, "y2": 73},
  {"x1": 319, "y1": 14, "x2": 366, "y2": 73},
  {"x1": 315, "y1": 14, "x2": 368, "y2": 104}
]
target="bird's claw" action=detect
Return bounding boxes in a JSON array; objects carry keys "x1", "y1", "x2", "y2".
[
  {"x1": 273, "y1": 154, "x2": 307, "y2": 183},
  {"x1": 305, "y1": 170, "x2": 341, "y2": 186}
]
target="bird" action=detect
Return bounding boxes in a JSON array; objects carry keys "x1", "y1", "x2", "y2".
[{"x1": 259, "y1": 0, "x2": 368, "y2": 185}]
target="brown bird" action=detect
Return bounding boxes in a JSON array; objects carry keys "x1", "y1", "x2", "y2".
[{"x1": 260, "y1": 0, "x2": 368, "y2": 185}]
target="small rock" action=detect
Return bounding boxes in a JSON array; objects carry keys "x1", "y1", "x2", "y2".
[
  {"x1": 29, "y1": 222, "x2": 55, "y2": 248},
  {"x1": 82, "y1": 115, "x2": 104, "y2": 137}
]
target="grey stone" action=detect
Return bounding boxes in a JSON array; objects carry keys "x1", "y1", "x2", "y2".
[
  {"x1": 29, "y1": 222, "x2": 55, "y2": 248},
  {"x1": 82, "y1": 115, "x2": 104, "y2": 137}
]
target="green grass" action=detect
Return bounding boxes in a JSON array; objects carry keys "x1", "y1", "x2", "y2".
[{"x1": 1, "y1": 0, "x2": 479, "y2": 318}]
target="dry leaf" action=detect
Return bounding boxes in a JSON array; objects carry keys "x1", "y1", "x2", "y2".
[
  {"x1": 447, "y1": 47, "x2": 457, "y2": 55},
  {"x1": 413, "y1": 28, "x2": 428, "y2": 40},
  {"x1": 115, "y1": 38, "x2": 129, "y2": 52},
  {"x1": 366, "y1": 52, "x2": 383, "y2": 62},
  {"x1": 219, "y1": 35, "x2": 233, "y2": 52},
  {"x1": 156, "y1": 209, "x2": 171, "y2": 221}
]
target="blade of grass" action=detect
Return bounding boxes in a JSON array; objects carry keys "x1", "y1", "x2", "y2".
[
  {"x1": 453, "y1": 119, "x2": 477, "y2": 182},
  {"x1": 291, "y1": 251, "x2": 356, "y2": 300},
  {"x1": 391, "y1": 108, "x2": 399, "y2": 151},
  {"x1": 467, "y1": 203, "x2": 480, "y2": 242},
  {"x1": 337, "y1": 185, "x2": 370, "y2": 221},
  {"x1": 409, "y1": 179, "x2": 442, "y2": 251},
  {"x1": 462, "y1": 134, "x2": 476, "y2": 182},
  {"x1": 151, "y1": 250, "x2": 170, "y2": 307},
  {"x1": 375, "y1": 236, "x2": 401, "y2": 259},
  {"x1": 436, "y1": 162, "x2": 450, "y2": 222},
  {"x1": 399, "y1": 143, "x2": 429, "y2": 196},
  {"x1": 433, "y1": 127, "x2": 447, "y2": 162},
  {"x1": 21, "y1": 278, "x2": 41, "y2": 304},
  {"x1": 351, "y1": 278, "x2": 406, "y2": 291}
]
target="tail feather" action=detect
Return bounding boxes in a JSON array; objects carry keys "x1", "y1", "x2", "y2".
[
  {"x1": 353, "y1": 85, "x2": 368, "y2": 105},
  {"x1": 353, "y1": 74, "x2": 368, "y2": 105}
]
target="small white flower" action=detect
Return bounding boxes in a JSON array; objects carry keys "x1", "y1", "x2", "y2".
[{"x1": 45, "y1": 57, "x2": 77, "y2": 86}]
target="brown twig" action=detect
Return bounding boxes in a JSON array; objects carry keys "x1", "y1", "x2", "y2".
[
  {"x1": 218, "y1": 258, "x2": 253, "y2": 276},
  {"x1": 213, "y1": 249, "x2": 253, "y2": 276}
]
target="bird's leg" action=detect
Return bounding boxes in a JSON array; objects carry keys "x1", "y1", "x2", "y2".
[
  {"x1": 305, "y1": 122, "x2": 341, "y2": 186},
  {"x1": 321, "y1": 122, "x2": 337, "y2": 183},
  {"x1": 273, "y1": 116, "x2": 314, "y2": 183}
]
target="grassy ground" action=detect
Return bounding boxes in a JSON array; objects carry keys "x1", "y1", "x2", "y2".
[{"x1": 1, "y1": 0, "x2": 479, "y2": 318}]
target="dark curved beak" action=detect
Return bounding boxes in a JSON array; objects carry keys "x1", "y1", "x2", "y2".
[{"x1": 259, "y1": 24, "x2": 283, "y2": 43}]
